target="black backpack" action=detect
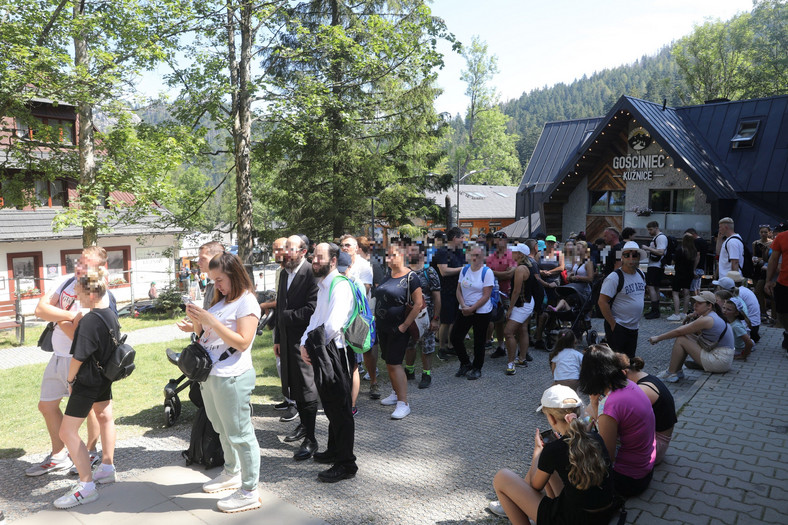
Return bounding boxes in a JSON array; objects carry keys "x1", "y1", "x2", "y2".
[
  {"x1": 182, "y1": 383, "x2": 224, "y2": 469},
  {"x1": 651, "y1": 234, "x2": 677, "y2": 266},
  {"x1": 723, "y1": 235, "x2": 755, "y2": 279},
  {"x1": 92, "y1": 310, "x2": 136, "y2": 382},
  {"x1": 608, "y1": 268, "x2": 646, "y2": 303}
]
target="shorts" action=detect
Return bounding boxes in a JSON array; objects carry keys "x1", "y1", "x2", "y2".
[
  {"x1": 612, "y1": 468, "x2": 653, "y2": 498},
  {"x1": 65, "y1": 379, "x2": 113, "y2": 418},
  {"x1": 411, "y1": 329, "x2": 436, "y2": 354},
  {"x1": 537, "y1": 490, "x2": 616, "y2": 525},
  {"x1": 40, "y1": 354, "x2": 71, "y2": 402},
  {"x1": 378, "y1": 325, "x2": 411, "y2": 365},
  {"x1": 775, "y1": 282, "x2": 788, "y2": 314},
  {"x1": 440, "y1": 292, "x2": 459, "y2": 324},
  {"x1": 646, "y1": 266, "x2": 664, "y2": 287},
  {"x1": 509, "y1": 298, "x2": 534, "y2": 324},
  {"x1": 699, "y1": 345, "x2": 734, "y2": 373},
  {"x1": 671, "y1": 273, "x2": 693, "y2": 292}
]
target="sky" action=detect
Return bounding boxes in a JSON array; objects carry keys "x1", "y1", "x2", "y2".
[{"x1": 430, "y1": 0, "x2": 755, "y2": 116}]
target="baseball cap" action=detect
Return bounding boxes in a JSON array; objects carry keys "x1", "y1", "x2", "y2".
[
  {"x1": 712, "y1": 277, "x2": 736, "y2": 290},
  {"x1": 692, "y1": 290, "x2": 717, "y2": 304},
  {"x1": 511, "y1": 244, "x2": 530, "y2": 256},
  {"x1": 337, "y1": 251, "x2": 352, "y2": 273},
  {"x1": 545, "y1": 235, "x2": 557, "y2": 243},
  {"x1": 536, "y1": 385, "x2": 583, "y2": 413}
]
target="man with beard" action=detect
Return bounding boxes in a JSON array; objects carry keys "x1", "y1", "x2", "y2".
[
  {"x1": 275, "y1": 235, "x2": 319, "y2": 460},
  {"x1": 300, "y1": 242, "x2": 357, "y2": 482}
]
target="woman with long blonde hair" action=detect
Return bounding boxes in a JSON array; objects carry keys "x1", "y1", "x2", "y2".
[{"x1": 490, "y1": 385, "x2": 616, "y2": 524}]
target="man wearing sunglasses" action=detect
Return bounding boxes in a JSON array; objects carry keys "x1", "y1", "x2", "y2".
[{"x1": 598, "y1": 241, "x2": 646, "y2": 358}]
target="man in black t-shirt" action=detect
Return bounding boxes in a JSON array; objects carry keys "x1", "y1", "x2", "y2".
[
  {"x1": 435, "y1": 227, "x2": 466, "y2": 360},
  {"x1": 602, "y1": 227, "x2": 624, "y2": 277}
]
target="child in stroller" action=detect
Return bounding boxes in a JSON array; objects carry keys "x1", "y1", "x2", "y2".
[{"x1": 540, "y1": 283, "x2": 597, "y2": 350}]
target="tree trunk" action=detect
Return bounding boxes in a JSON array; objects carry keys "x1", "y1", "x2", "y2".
[
  {"x1": 74, "y1": 1, "x2": 97, "y2": 248},
  {"x1": 232, "y1": 1, "x2": 255, "y2": 280}
]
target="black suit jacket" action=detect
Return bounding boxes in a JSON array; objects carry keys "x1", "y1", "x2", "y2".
[{"x1": 274, "y1": 260, "x2": 318, "y2": 403}]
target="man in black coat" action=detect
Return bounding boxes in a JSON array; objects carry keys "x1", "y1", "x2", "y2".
[{"x1": 274, "y1": 235, "x2": 319, "y2": 460}]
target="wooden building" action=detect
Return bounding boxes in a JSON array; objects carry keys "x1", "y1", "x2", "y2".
[{"x1": 515, "y1": 95, "x2": 787, "y2": 242}]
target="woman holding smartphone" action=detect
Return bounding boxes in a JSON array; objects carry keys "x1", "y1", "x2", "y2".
[
  {"x1": 186, "y1": 253, "x2": 261, "y2": 513},
  {"x1": 490, "y1": 385, "x2": 616, "y2": 524}
]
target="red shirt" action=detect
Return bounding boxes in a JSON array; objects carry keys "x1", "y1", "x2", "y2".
[
  {"x1": 485, "y1": 249, "x2": 516, "y2": 294},
  {"x1": 772, "y1": 231, "x2": 788, "y2": 287}
]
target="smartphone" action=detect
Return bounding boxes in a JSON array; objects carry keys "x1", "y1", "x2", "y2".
[
  {"x1": 540, "y1": 429, "x2": 556, "y2": 444},
  {"x1": 182, "y1": 295, "x2": 194, "y2": 305}
]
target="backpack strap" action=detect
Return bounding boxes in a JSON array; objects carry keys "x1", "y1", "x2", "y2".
[
  {"x1": 461, "y1": 264, "x2": 470, "y2": 277},
  {"x1": 328, "y1": 274, "x2": 359, "y2": 330}
]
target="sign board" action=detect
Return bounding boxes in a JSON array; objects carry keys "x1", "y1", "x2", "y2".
[{"x1": 136, "y1": 246, "x2": 172, "y2": 287}]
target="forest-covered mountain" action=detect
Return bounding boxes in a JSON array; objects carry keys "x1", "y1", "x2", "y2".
[{"x1": 500, "y1": 46, "x2": 688, "y2": 168}]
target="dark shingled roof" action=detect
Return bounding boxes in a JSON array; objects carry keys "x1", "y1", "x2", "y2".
[{"x1": 0, "y1": 208, "x2": 184, "y2": 242}]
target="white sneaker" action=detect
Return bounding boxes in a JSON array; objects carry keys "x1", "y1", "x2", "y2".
[
  {"x1": 666, "y1": 313, "x2": 684, "y2": 322},
  {"x1": 93, "y1": 463, "x2": 116, "y2": 484},
  {"x1": 380, "y1": 391, "x2": 398, "y2": 406},
  {"x1": 488, "y1": 500, "x2": 506, "y2": 517},
  {"x1": 217, "y1": 489, "x2": 262, "y2": 513},
  {"x1": 656, "y1": 369, "x2": 685, "y2": 383},
  {"x1": 202, "y1": 470, "x2": 242, "y2": 493},
  {"x1": 53, "y1": 482, "x2": 98, "y2": 509},
  {"x1": 25, "y1": 452, "x2": 73, "y2": 477},
  {"x1": 69, "y1": 451, "x2": 101, "y2": 476},
  {"x1": 391, "y1": 401, "x2": 411, "y2": 420}
]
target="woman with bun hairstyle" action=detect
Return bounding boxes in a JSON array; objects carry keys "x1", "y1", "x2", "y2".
[
  {"x1": 619, "y1": 354, "x2": 677, "y2": 465},
  {"x1": 186, "y1": 252, "x2": 261, "y2": 513},
  {"x1": 490, "y1": 385, "x2": 616, "y2": 524},
  {"x1": 579, "y1": 344, "x2": 655, "y2": 498}
]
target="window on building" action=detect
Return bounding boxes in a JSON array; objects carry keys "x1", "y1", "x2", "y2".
[
  {"x1": 7, "y1": 251, "x2": 44, "y2": 297},
  {"x1": 649, "y1": 189, "x2": 694, "y2": 213},
  {"x1": 589, "y1": 190, "x2": 626, "y2": 214},
  {"x1": 106, "y1": 246, "x2": 131, "y2": 286},
  {"x1": 731, "y1": 120, "x2": 760, "y2": 149},
  {"x1": 34, "y1": 179, "x2": 68, "y2": 207},
  {"x1": 15, "y1": 116, "x2": 75, "y2": 144}
]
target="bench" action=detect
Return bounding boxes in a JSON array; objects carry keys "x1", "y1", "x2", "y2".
[{"x1": 0, "y1": 300, "x2": 25, "y2": 344}]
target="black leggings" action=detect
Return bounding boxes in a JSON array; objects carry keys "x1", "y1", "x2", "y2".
[{"x1": 450, "y1": 311, "x2": 492, "y2": 370}]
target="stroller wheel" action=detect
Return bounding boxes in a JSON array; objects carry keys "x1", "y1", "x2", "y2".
[
  {"x1": 164, "y1": 405, "x2": 175, "y2": 427},
  {"x1": 586, "y1": 330, "x2": 598, "y2": 347}
]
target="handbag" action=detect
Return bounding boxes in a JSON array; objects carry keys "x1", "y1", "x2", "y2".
[
  {"x1": 176, "y1": 333, "x2": 237, "y2": 382},
  {"x1": 404, "y1": 272, "x2": 429, "y2": 340},
  {"x1": 37, "y1": 322, "x2": 56, "y2": 352},
  {"x1": 696, "y1": 324, "x2": 729, "y2": 352}
]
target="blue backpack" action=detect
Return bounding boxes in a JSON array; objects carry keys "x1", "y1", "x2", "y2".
[
  {"x1": 328, "y1": 275, "x2": 377, "y2": 353},
  {"x1": 460, "y1": 265, "x2": 499, "y2": 309}
]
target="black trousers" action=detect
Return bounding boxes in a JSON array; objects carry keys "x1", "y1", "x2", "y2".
[
  {"x1": 604, "y1": 320, "x2": 639, "y2": 358},
  {"x1": 307, "y1": 333, "x2": 356, "y2": 470},
  {"x1": 450, "y1": 311, "x2": 492, "y2": 370}
]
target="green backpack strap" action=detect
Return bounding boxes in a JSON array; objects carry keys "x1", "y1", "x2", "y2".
[{"x1": 328, "y1": 274, "x2": 360, "y2": 328}]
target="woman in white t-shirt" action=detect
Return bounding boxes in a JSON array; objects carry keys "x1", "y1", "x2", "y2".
[
  {"x1": 450, "y1": 243, "x2": 494, "y2": 380},
  {"x1": 186, "y1": 253, "x2": 261, "y2": 513}
]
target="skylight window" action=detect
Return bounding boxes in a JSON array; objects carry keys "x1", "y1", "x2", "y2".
[
  {"x1": 494, "y1": 192, "x2": 509, "y2": 198},
  {"x1": 731, "y1": 120, "x2": 760, "y2": 149}
]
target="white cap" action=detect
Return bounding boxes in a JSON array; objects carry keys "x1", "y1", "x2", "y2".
[
  {"x1": 622, "y1": 241, "x2": 640, "y2": 252},
  {"x1": 536, "y1": 385, "x2": 583, "y2": 413},
  {"x1": 511, "y1": 244, "x2": 530, "y2": 256}
]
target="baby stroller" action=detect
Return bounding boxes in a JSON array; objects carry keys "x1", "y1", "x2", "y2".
[
  {"x1": 542, "y1": 283, "x2": 598, "y2": 350},
  {"x1": 162, "y1": 306, "x2": 274, "y2": 427}
]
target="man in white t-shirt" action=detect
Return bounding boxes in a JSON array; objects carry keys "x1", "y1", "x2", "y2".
[
  {"x1": 642, "y1": 221, "x2": 668, "y2": 319},
  {"x1": 340, "y1": 234, "x2": 380, "y2": 400},
  {"x1": 717, "y1": 217, "x2": 744, "y2": 278},
  {"x1": 27, "y1": 247, "x2": 107, "y2": 477},
  {"x1": 598, "y1": 241, "x2": 646, "y2": 358}
]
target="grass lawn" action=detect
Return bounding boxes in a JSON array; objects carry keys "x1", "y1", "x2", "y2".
[
  {"x1": 0, "y1": 331, "x2": 283, "y2": 459},
  {"x1": 0, "y1": 312, "x2": 181, "y2": 349}
]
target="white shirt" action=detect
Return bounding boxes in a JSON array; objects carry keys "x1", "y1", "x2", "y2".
[
  {"x1": 50, "y1": 274, "x2": 82, "y2": 357},
  {"x1": 737, "y1": 286, "x2": 761, "y2": 327},
  {"x1": 719, "y1": 235, "x2": 744, "y2": 276},
  {"x1": 552, "y1": 348, "x2": 584, "y2": 381},
  {"x1": 347, "y1": 257, "x2": 373, "y2": 298},
  {"x1": 458, "y1": 265, "x2": 495, "y2": 314},
  {"x1": 300, "y1": 269, "x2": 354, "y2": 349},
  {"x1": 648, "y1": 233, "x2": 668, "y2": 268},
  {"x1": 285, "y1": 258, "x2": 306, "y2": 291},
  {"x1": 199, "y1": 291, "x2": 260, "y2": 377}
]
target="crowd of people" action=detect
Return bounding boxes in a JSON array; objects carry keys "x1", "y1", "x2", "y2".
[{"x1": 22, "y1": 215, "x2": 788, "y2": 520}]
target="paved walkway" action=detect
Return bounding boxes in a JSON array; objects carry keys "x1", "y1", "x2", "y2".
[{"x1": 1, "y1": 317, "x2": 786, "y2": 524}]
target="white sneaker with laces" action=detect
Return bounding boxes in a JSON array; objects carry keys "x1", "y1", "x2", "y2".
[
  {"x1": 488, "y1": 500, "x2": 506, "y2": 517},
  {"x1": 666, "y1": 313, "x2": 684, "y2": 322},
  {"x1": 380, "y1": 391, "x2": 398, "y2": 406},
  {"x1": 26, "y1": 452, "x2": 73, "y2": 477},
  {"x1": 53, "y1": 482, "x2": 99, "y2": 509},
  {"x1": 217, "y1": 488, "x2": 262, "y2": 513},
  {"x1": 391, "y1": 401, "x2": 411, "y2": 420},
  {"x1": 93, "y1": 464, "x2": 116, "y2": 484},
  {"x1": 203, "y1": 470, "x2": 242, "y2": 493}
]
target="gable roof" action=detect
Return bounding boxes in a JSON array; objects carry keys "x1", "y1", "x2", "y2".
[{"x1": 426, "y1": 184, "x2": 518, "y2": 219}]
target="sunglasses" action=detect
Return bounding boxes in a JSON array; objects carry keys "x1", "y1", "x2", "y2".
[{"x1": 622, "y1": 252, "x2": 639, "y2": 258}]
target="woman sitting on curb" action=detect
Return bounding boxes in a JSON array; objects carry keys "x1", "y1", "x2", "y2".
[
  {"x1": 490, "y1": 385, "x2": 617, "y2": 524},
  {"x1": 648, "y1": 291, "x2": 734, "y2": 382}
]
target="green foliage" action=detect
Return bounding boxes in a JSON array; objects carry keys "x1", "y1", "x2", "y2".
[{"x1": 154, "y1": 280, "x2": 185, "y2": 316}]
